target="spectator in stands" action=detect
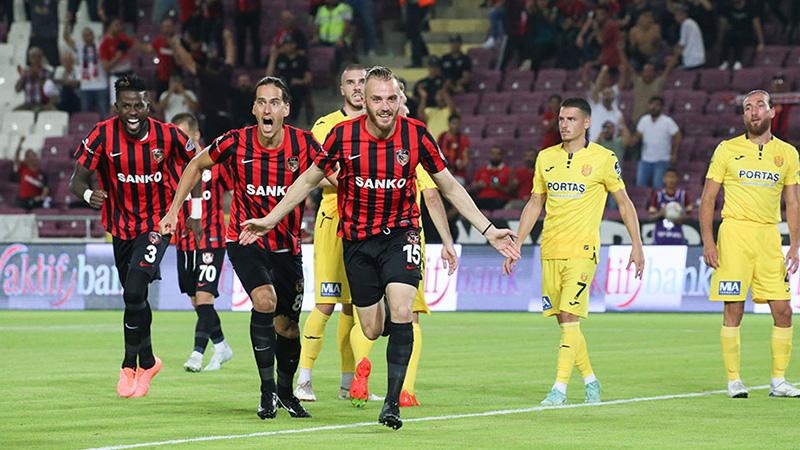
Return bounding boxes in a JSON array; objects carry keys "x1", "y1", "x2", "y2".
[
  {"x1": 598, "y1": 120, "x2": 627, "y2": 162},
  {"x1": 556, "y1": 0, "x2": 590, "y2": 22},
  {"x1": 313, "y1": 0, "x2": 354, "y2": 72},
  {"x1": 157, "y1": 74, "x2": 198, "y2": 123},
  {"x1": 506, "y1": 148, "x2": 536, "y2": 210},
  {"x1": 554, "y1": 15, "x2": 582, "y2": 70},
  {"x1": 99, "y1": 0, "x2": 137, "y2": 29},
  {"x1": 541, "y1": 94, "x2": 562, "y2": 149},
  {"x1": 273, "y1": 10, "x2": 309, "y2": 54},
  {"x1": 680, "y1": 0, "x2": 717, "y2": 50},
  {"x1": 437, "y1": 113, "x2": 470, "y2": 185},
  {"x1": 152, "y1": 0, "x2": 178, "y2": 23},
  {"x1": 14, "y1": 47, "x2": 54, "y2": 112},
  {"x1": 771, "y1": 74, "x2": 791, "y2": 140},
  {"x1": 99, "y1": 18, "x2": 134, "y2": 103},
  {"x1": 405, "y1": 0, "x2": 433, "y2": 67},
  {"x1": 587, "y1": 65, "x2": 624, "y2": 142},
  {"x1": 230, "y1": 73, "x2": 256, "y2": 129},
  {"x1": 470, "y1": 145, "x2": 515, "y2": 211},
  {"x1": 718, "y1": 0, "x2": 765, "y2": 71},
  {"x1": 63, "y1": 26, "x2": 109, "y2": 117},
  {"x1": 441, "y1": 35, "x2": 472, "y2": 94},
  {"x1": 629, "y1": 96, "x2": 681, "y2": 188},
  {"x1": 346, "y1": 0, "x2": 378, "y2": 56},
  {"x1": 482, "y1": 0, "x2": 505, "y2": 49},
  {"x1": 14, "y1": 138, "x2": 49, "y2": 211},
  {"x1": 415, "y1": 56, "x2": 445, "y2": 108},
  {"x1": 417, "y1": 88, "x2": 455, "y2": 144},
  {"x1": 67, "y1": 0, "x2": 100, "y2": 26},
  {"x1": 672, "y1": 4, "x2": 705, "y2": 70},
  {"x1": 627, "y1": 10, "x2": 664, "y2": 70},
  {"x1": 29, "y1": 0, "x2": 60, "y2": 67},
  {"x1": 234, "y1": 0, "x2": 261, "y2": 67},
  {"x1": 619, "y1": 0, "x2": 647, "y2": 30},
  {"x1": 521, "y1": 0, "x2": 558, "y2": 71},
  {"x1": 53, "y1": 52, "x2": 81, "y2": 114},
  {"x1": 628, "y1": 57, "x2": 676, "y2": 123},
  {"x1": 500, "y1": 0, "x2": 526, "y2": 69},
  {"x1": 172, "y1": 28, "x2": 234, "y2": 141},
  {"x1": 577, "y1": 5, "x2": 623, "y2": 69},
  {"x1": 266, "y1": 34, "x2": 313, "y2": 124},
  {"x1": 648, "y1": 167, "x2": 692, "y2": 245},
  {"x1": 140, "y1": 17, "x2": 178, "y2": 95}
]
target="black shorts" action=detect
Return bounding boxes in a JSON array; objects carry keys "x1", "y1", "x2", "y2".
[
  {"x1": 227, "y1": 242, "x2": 304, "y2": 323},
  {"x1": 177, "y1": 247, "x2": 226, "y2": 298},
  {"x1": 113, "y1": 232, "x2": 171, "y2": 288},
  {"x1": 342, "y1": 227, "x2": 422, "y2": 308}
]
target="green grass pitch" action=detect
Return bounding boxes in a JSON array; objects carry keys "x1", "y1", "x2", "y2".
[{"x1": 2, "y1": 311, "x2": 798, "y2": 449}]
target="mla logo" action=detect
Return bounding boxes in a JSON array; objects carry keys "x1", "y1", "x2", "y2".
[
  {"x1": 319, "y1": 282, "x2": 342, "y2": 297},
  {"x1": 718, "y1": 281, "x2": 741, "y2": 296}
]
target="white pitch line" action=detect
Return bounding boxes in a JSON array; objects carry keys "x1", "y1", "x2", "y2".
[{"x1": 86, "y1": 385, "x2": 771, "y2": 450}]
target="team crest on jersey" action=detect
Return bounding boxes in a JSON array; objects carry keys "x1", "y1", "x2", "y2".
[
  {"x1": 580, "y1": 272, "x2": 588, "y2": 282},
  {"x1": 295, "y1": 279, "x2": 304, "y2": 293},
  {"x1": 287, "y1": 156, "x2": 299, "y2": 172},
  {"x1": 775, "y1": 155, "x2": 784, "y2": 167},
  {"x1": 396, "y1": 148, "x2": 410, "y2": 166},
  {"x1": 202, "y1": 252, "x2": 213, "y2": 264},
  {"x1": 581, "y1": 164, "x2": 592, "y2": 176},
  {"x1": 186, "y1": 139, "x2": 195, "y2": 152},
  {"x1": 202, "y1": 169, "x2": 212, "y2": 182},
  {"x1": 151, "y1": 148, "x2": 164, "y2": 163},
  {"x1": 406, "y1": 230, "x2": 421, "y2": 245},
  {"x1": 148, "y1": 232, "x2": 162, "y2": 245}
]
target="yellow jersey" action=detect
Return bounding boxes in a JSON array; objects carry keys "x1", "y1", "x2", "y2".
[
  {"x1": 416, "y1": 164, "x2": 437, "y2": 205},
  {"x1": 533, "y1": 142, "x2": 624, "y2": 260},
  {"x1": 706, "y1": 134, "x2": 800, "y2": 224},
  {"x1": 311, "y1": 109, "x2": 352, "y2": 212}
]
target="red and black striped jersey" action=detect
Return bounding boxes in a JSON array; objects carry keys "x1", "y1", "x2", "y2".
[
  {"x1": 208, "y1": 124, "x2": 319, "y2": 254},
  {"x1": 315, "y1": 114, "x2": 448, "y2": 241},
  {"x1": 175, "y1": 163, "x2": 234, "y2": 251},
  {"x1": 74, "y1": 116, "x2": 195, "y2": 240}
]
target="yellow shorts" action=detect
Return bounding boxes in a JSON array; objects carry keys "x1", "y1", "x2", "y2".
[
  {"x1": 413, "y1": 231, "x2": 431, "y2": 315},
  {"x1": 541, "y1": 258, "x2": 598, "y2": 319},
  {"x1": 313, "y1": 204, "x2": 351, "y2": 304},
  {"x1": 709, "y1": 219, "x2": 789, "y2": 303}
]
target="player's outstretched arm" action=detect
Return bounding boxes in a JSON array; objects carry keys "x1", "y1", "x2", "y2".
[
  {"x1": 783, "y1": 184, "x2": 800, "y2": 274},
  {"x1": 159, "y1": 148, "x2": 216, "y2": 235},
  {"x1": 69, "y1": 163, "x2": 107, "y2": 209},
  {"x1": 422, "y1": 187, "x2": 458, "y2": 275},
  {"x1": 430, "y1": 168, "x2": 520, "y2": 260},
  {"x1": 502, "y1": 193, "x2": 545, "y2": 275},
  {"x1": 699, "y1": 179, "x2": 721, "y2": 268},
  {"x1": 239, "y1": 164, "x2": 327, "y2": 245},
  {"x1": 611, "y1": 188, "x2": 645, "y2": 279}
]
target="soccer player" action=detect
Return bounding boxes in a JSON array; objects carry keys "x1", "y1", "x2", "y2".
[
  {"x1": 170, "y1": 112, "x2": 234, "y2": 373},
  {"x1": 295, "y1": 64, "x2": 367, "y2": 402},
  {"x1": 700, "y1": 89, "x2": 800, "y2": 399},
  {"x1": 238, "y1": 66, "x2": 519, "y2": 429},
  {"x1": 69, "y1": 75, "x2": 195, "y2": 398},
  {"x1": 503, "y1": 97, "x2": 645, "y2": 406},
  {"x1": 160, "y1": 77, "x2": 315, "y2": 420}
]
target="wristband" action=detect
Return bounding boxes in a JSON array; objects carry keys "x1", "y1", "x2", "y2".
[
  {"x1": 83, "y1": 189, "x2": 93, "y2": 204},
  {"x1": 481, "y1": 223, "x2": 494, "y2": 236},
  {"x1": 190, "y1": 198, "x2": 202, "y2": 219}
]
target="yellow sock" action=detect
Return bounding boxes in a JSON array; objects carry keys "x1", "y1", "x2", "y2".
[
  {"x1": 556, "y1": 322, "x2": 581, "y2": 385},
  {"x1": 299, "y1": 308, "x2": 331, "y2": 370},
  {"x1": 350, "y1": 310, "x2": 375, "y2": 362},
  {"x1": 338, "y1": 312, "x2": 355, "y2": 374},
  {"x1": 402, "y1": 323, "x2": 422, "y2": 394},
  {"x1": 720, "y1": 325, "x2": 741, "y2": 381},
  {"x1": 573, "y1": 324, "x2": 594, "y2": 380},
  {"x1": 771, "y1": 326, "x2": 793, "y2": 380}
]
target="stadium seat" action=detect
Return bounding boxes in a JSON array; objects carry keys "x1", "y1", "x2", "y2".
[
  {"x1": 1, "y1": 111, "x2": 35, "y2": 135},
  {"x1": 453, "y1": 93, "x2": 480, "y2": 115},
  {"x1": 730, "y1": 68, "x2": 769, "y2": 92},
  {"x1": 753, "y1": 46, "x2": 789, "y2": 67},
  {"x1": 501, "y1": 70, "x2": 534, "y2": 92},
  {"x1": 665, "y1": 70, "x2": 698, "y2": 90},
  {"x1": 716, "y1": 116, "x2": 742, "y2": 139},
  {"x1": 698, "y1": 70, "x2": 731, "y2": 93},
  {"x1": 42, "y1": 136, "x2": 76, "y2": 160},
  {"x1": 308, "y1": 46, "x2": 335, "y2": 89},
  {"x1": 514, "y1": 114, "x2": 543, "y2": 141},
  {"x1": 484, "y1": 116, "x2": 518, "y2": 139},
  {"x1": 508, "y1": 91, "x2": 546, "y2": 114},
  {"x1": 706, "y1": 92, "x2": 739, "y2": 115},
  {"x1": 469, "y1": 70, "x2": 502, "y2": 93},
  {"x1": 564, "y1": 69, "x2": 590, "y2": 92},
  {"x1": 0, "y1": 159, "x2": 13, "y2": 181},
  {"x1": 478, "y1": 92, "x2": 513, "y2": 115},
  {"x1": 460, "y1": 115, "x2": 487, "y2": 139},
  {"x1": 533, "y1": 69, "x2": 566, "y2": 91},
  {"x1": 467, "y1": 47, "x2": 496, "y2": 70},
  {"x1": 627, "y1": 186, "x2": 653, "y2": 209},
  {"x1": 678, "y1": 136, "x2": 697, "y2": 158},
  {"x1": 35, "y1": 111, "x2": 69, "y2": 138},
  {"x1": 679, "y1": 114, "x2": 718, "y2": 137},
  {"x1": 786, "y1": 47, "x2": 800, "y2": 67},
  {"x1": 68, "y1": 112, "x2": 101, "y2": 136},
  {"x1": 670, "y1": 90, "x2": 708, "y2": 114}
]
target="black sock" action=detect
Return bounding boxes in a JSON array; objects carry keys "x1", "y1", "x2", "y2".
[
  {"x1": 122, "y1": 305, "x2": 143, "y2": 369},
  {"x1": 385, "y1": 322, "x2": 414, "y2": 404},
  {"x1": 194, "y1": 304, "x2": 214, "y2": 353},
  {"x1": 138, "y1": 300, "x2": 155, "y2": 369},
  {"x1": 209, "y1": 306, "x2": 225, "y2": 345},
  {"x1": 121, "y1": 276, "x2": 150, "y2": 369},
  {"x1": 275, "y1": 334, "x2": 301, "y2": 398},
  {"x1": 250, "y1": 309, "x2": 276, "y2": 395}
]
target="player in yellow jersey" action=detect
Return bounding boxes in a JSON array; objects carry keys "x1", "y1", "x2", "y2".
[
  {"x1": 700, "y1": 90, "x2": 800, "y2": 399},
  {"x1": 295, "y1": 65, "x2": 367, "y2": 402},
  {"x1": 504, "y1": 97, "x2": 644, "y2": 405}
]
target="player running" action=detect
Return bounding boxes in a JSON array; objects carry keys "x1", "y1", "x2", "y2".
[
  {"x1": 503, "y1": 97, "x2": 644, "y2": 406},
  {"x1": 238, "y1": 66, "x2": 518, "y2": 429},
  {"x1": 161, "y1": 77, "x2": 316, "y2": 420},
  {"x1": 700, "y1": 89, "x2": 800, "y2": 399},
  {"x1": 69, "y1": 75, "x2": 195, "y2": 398},
  {"x1": 170, "y1": 112, "x2": 234, "y2": 373}
]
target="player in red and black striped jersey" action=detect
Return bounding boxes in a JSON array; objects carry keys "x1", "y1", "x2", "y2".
[
  {"x1": 160, "y1": 77, "x2": 317, "y2": 420},
  {"x1": 69, "y1": 75, "x2": 195, "y2": 399},
  {"x1": 239, "y1": 67, "x2": 520, "y2": 430},
  {"x1": 170, "y1": 113, "x2": 235, "y2": 374}
]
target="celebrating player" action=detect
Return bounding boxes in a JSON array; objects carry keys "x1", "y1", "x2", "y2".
[
  {"x1": 700, "y1": 89, "x2": 800, "y2": 398},
  {"x1": 504, "y1": 97, "x2": 644, "y2": 406},
  {"x1": 238, "y1": 66, "x2": 518, "y2": 429},
  {"x1": 161, "y1": 77, "x2": 316, "y2": 420},
  {"x1": 69, "y1": 75, "x2": 195, "y2": 398},
  {"x1": 170, "y1": 113, "x2": 234, "y2": 373}
]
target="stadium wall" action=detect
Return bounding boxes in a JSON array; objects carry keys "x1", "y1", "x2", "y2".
[{"x1": 2, "y1": 243, "x2": 798, "y2": 314}]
